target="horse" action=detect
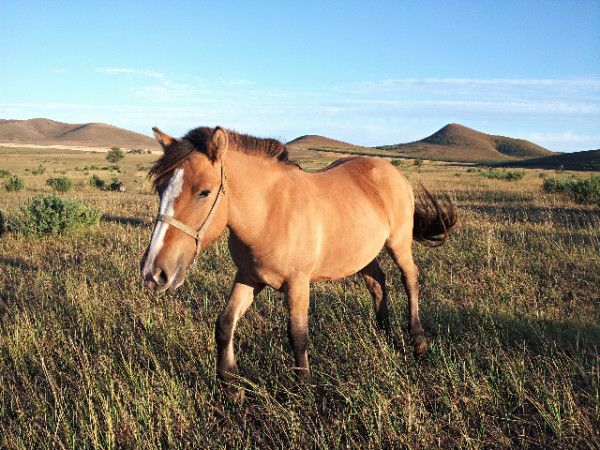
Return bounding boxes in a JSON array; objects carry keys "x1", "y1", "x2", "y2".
[{"x1": 141, "y1": 125, "x2": 457, "y2": 392}]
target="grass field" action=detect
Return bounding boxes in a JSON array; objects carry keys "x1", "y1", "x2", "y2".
[{"x1": 0, "y1": 147, "x2": 599, "y2": 448}]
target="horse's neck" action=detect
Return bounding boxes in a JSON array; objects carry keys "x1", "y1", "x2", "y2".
[{"x1": 225, "y1": 151, "x2": 293, "y2": 245}]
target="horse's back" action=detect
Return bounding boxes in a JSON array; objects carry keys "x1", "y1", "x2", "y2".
[{"x1": 301, "y1": 157, "x2": 414, "y2": 280}]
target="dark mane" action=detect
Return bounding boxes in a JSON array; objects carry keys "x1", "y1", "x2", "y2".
[{"x1": 149, "y1": 127, "x2": 298, "y2": 190}]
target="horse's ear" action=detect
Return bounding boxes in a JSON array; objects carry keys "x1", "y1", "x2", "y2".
[
  {"x1": 208, "y1": 126, "x2": 228, "y2": 162},
  {"x1": 152, "y1": 127, "x2": 176, "y2": 151}
]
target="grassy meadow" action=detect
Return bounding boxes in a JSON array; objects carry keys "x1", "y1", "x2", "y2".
[{"x1": 0, "y1": 147, "x2": 599, "y2": 448}]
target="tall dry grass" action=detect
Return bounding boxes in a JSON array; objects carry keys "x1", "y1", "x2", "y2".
[{"x1": 0, "y1": 150, "x2": 598, "y2": 448}]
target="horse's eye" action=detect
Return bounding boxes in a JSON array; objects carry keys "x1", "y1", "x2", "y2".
[{"x1": 198, "y1": 189, "x2": 211, "y2": 199}]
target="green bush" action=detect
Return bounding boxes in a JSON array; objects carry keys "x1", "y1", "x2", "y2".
[
  {"x1": 31, "y1": 164, "x2": 46, "y2": 175},
  {"x1": 12, "y1": 195, "x2": 101, "y2": 235},
  {"x1": 89, "y1": 175, "x2": 124, "y2": 191},
  {"x1": 46, "y1": 176, "x2": 73, "y2": 192},
  {"x1": 481, "y1": 169, "x2": 524, "y2": 181},
  {"x1": 543, "y1": 176, "x2": 600, "y2": 206},
  {"x1": 106, "y1": 147, "x2": 125, "y2": 163},
  {"x1": 89, "y1": 174, "x2": 106, "y2": 190},
  {"x1": 0, "y1": 169, "x2": 10, "y2": 178},
  {"x1": 391, "y1": 159, "x2": 404, "y2": 167},
  {"x1": 4, "y1": 175, "x2": 24, "y2": 192},
  {"x1": 106, "y1": 178, "x2": 125, "y2": 192}
]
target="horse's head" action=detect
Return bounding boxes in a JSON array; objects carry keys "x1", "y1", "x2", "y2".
[{"x1": 141, "y1": 126, "x2": 229, "y2": 292}]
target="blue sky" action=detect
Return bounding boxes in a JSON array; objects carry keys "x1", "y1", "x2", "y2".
[{"x1": 0, "y1": 1, "x2": 599, "y2": 151}]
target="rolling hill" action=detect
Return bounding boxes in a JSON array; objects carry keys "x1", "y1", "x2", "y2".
[
  {"x1": 500, "y1": 149, "x2": 600, "y2": 171},
  {"x1": 0, "y1": 118, "x2": 160, "y2": 150},
  {"x1": 377, "y1": 123, "x2": 555, "y2": 161},
  {"x1": 285, "y1": 134, "x2": 394, "y2": 159}
]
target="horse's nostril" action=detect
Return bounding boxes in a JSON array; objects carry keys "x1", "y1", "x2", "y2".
[{"x1": 157, "y1": 269, "x2": 169, "y2": 286}]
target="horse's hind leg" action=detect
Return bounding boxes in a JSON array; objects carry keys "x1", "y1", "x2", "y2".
[
  {"x1": 386, "y1": 239, "x2": 428, "y2": 355},
  {"x1": 360, "y1": 260, "x2": 390, "y2": 331}
]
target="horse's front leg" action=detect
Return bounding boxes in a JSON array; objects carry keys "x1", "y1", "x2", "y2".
[
  {"x1": 215, "y1": 272, "x2": 264, "y2": 395},
  {"x1": 285, "y1": 277, "x2": 312, "y2": 383}
]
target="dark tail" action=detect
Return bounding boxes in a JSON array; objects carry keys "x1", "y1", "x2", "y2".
[{"x1": 413, "y1": 186, "x2": 458, "y2": 246}]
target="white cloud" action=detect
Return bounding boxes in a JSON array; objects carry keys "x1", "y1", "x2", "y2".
[
  {"x1": 343, "y1": 77, "x2": 600, "y2": 92},
  {"x1": 95, "y1": 67, "x2": 165, "y2": 79},
  {"x1": 133, "y1": 82, "x2": 199, "y2": 101},
  {"x1": 3, "y1": 74, "x2": 599, "y2": 152},
  {"x1": 518, "y1": 131, "x2": 600, "y2": 151}
]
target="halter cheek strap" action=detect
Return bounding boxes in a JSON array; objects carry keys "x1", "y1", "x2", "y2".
[{"x1": 155, "y1": 162, "x2": 226, "y2": 259}]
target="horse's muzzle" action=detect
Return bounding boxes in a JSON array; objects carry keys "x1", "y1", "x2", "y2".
[{"x1": 143, "y1": 265, "x2": 184, "y2": 293}]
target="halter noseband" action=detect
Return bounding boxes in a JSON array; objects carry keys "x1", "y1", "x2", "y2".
[{"x1": 156, "y1": 162, "x2": 226, "y2": 259}]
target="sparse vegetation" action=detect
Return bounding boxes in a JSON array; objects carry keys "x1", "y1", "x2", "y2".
[
  {"x1": 46, "y1": 176, "x2": 73, "y2": 192},
  {"x1": 89, "y1": 174, "x2": 124, "y2": 192},
  {"x1": 4, "y1": 174, "x2": 24, "y2": 191},
  {"x1": 481, "y1": 169, "x2": 525, "y2": 181},
  {"x1": 0, "y1": 169, "x2": 10, "y2": 178},
  {"x1": 31, "y1": 164, "x2": 46, "y2": 175},
  {"x1": 0, "y1": 147, "x2": 598, "y2": 448},
  {"x1": 543, "y1": 175, "x2": 600, "y2": 206},
  {"x1": 89, "y1": 174, "x2": 106, "y2": 189},
  {"x1": 106, "y1": 146, "x2": 125, "y2": 163},
  {"x1": 10, "y1": 194, "x2": 101, "y2": 235},
  {"x1": 106, "y1": 177, "x2": 125, "y2": 192},
  {"x1": 0, "y1": 210, "x2": 5, "y2": 235}
]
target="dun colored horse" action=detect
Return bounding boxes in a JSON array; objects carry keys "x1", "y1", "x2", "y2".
[{"x1": 141, "y1": 126, "x2": 457, "y2": 390}]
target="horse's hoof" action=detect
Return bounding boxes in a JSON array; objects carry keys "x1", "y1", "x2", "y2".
[
  {"x1": 413, "y1": 335, "x2": 429, "y2": 355},
  {"x1": 223, "y1": 384, "x2": 245, "y2": 402}
]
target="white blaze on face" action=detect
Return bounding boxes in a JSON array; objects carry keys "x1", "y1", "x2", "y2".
[{"x1": 143, "y1": 168, "x2": 185, "y2": 276}]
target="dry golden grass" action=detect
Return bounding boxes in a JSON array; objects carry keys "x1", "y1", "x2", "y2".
[{"x1": 0, "y1": 149, "x2": 599, "y2": 448}]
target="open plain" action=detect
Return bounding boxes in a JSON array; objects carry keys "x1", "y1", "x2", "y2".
[{"x1": 0, "y1": 147, "x2": 599, "y2": 448}]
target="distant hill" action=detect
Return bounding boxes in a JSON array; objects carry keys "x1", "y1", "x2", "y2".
[
  {"x1": 377, "y1": 124, "x2": 555, "y2": 161},
  {"x1": 0, "y1": 118, "x2": 160, "y2": 150},
  {"x1": 500, "y1": 149, "x2": 600, "y2": 171},
  {"x1": 286, "y1": 134, "x2": 394, "y2": 159}
]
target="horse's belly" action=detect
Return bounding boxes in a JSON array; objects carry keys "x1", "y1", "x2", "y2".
[{"x1": 311, "y1": 229, "x2": 388, "y2": 281}]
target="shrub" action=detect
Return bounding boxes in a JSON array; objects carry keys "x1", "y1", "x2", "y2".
[
  {"x1": 106, "y1": 178, "x2": 125, "y2": 192},
  {"x1": 543, "y1": 176, "x2": 600, "y2": 206},
  {"x1": 582, "y1": 162, "x2": 600, "y2": 171},
  {"x1": 481, "y1": 169, "x2": 524, "y2": 181},
  {"x1": 4, "y1": 175, "x2": 24, "y2": 192},
  {"x1": 46, "y1": 176, "x2": 73, "y2": 192},
  {"x1": 12, "y1": 195, "x2": 101, "y2": 235},
  {"x1": 89, "y1": 174, "x2": 106, "y2": 190},
  {"x1": 31, "y1": 164, "x2": 46, "y2": 175},
  {"x1": 106, "y1": 147, "x2": 125, "y2": 163},
  {"x1": 0, "y1": 210, "x2": 5, "y2": 236},
  {"x1": 0, "y1": 169, "x2": 10, "y2": 178},
  {"x1": 391, "y1": 159, "x2": 404, "y2": 167}
]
